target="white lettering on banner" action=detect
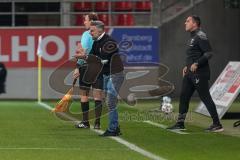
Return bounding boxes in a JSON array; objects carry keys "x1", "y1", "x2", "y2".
[
  {"x1": 12, "y1": 36, "x2": 35, "y2": 62},
  {"x1": 122, "y1": 34, "x2": 152, "y2": 42},
  {"x1": 69, "y1": 36, "x2": 81, "y2": 59},
  {"x1": 0, "y1": 53, "x2": 9, "y2": 62},
  {"x1": 132, "y1": 45, "x2": 152, "y2": 51},
  {"x1": 41, "y1": 36, "x2": 65, "y2": 62},
  {"x1": 0, "y1": 34, "x2": 82, "y2": 64},
  {"x1": 0, "y1": 36, "x2": 9, "y2": 62}
]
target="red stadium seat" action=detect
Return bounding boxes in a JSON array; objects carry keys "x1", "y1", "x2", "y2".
[
  {"x1": 73, "y1": 2, "x2": 92, "y2": 12},
  {"x1": 95, "y1": 2, "x2": 109, "y2": 11},
  {"x1": 116, "y1": 14, "x2": 134, "y2": 26},
  {"x1": 75, "y1": 15, "x2": 84, "y2": 26},
  {"x1": 114, "y1": 2, "x2": 133, "y2": 11},
  {"x1": 98, "y1": 14, "x2": 109, "y2": 26},
  {"x1": 135, "y1": 1, "x2": 152, "y2": 11}
]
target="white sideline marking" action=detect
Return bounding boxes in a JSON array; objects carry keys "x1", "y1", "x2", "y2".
[
  {"x1": 143, "y1": 121, "x2": 189, "y2": 135},
  {"x1": 91, "y1": 128, "x2": 165, "y2": 160},
  {"x1": 37, "y1": 102, "x2": 166, "y2": 160},
  {"x1": 38, "y1": 102, "x2": 53, "y2": 110}
]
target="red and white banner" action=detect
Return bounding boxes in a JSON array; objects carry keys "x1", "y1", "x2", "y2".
[
  {"x1": 196, "y1": 61, "x2": 240, "y2": 118},
  {"x1": 0, "y1": 28, "x2": 84, "y2": 68},
  {"x1": 0, "y1": 27, "x2": 160, "y2": 68}
]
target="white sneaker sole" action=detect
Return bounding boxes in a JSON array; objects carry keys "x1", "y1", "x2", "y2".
[
  {"x1": 205, "y1": 128, "x2": 224, "y2": 132},
  {"x1": 213, "y1": 128, "x2": 224, "y2": 132},
  {"x1": 167, "y1": 128, "x2": 186, "y2": 131}
]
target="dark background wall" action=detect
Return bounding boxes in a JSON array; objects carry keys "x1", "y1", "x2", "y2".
[{"x1": 160, "y1": 0, "x2": 240, "y2": 97}]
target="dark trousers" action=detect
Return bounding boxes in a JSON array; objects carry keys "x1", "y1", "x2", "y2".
[{"x1": 177, "y1": 74, "x2": 220, "y2": 125}]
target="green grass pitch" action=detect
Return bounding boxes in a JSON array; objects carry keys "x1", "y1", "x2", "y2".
[{"x1": 0, "y1": 100, "x2": 239, "y2": 160}]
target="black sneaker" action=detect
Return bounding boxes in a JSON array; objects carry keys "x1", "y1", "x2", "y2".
[
  {"x1": 94, "y1": 123, "x2": 101, "y2": 129},
  {"x1": 116, "y1": 126, "x2": 121, "y2": 135},
  {"x1": 167, "y1": 123, "x2": 186, "y2": 130},
  {"x1": 205, "y1": 124, "x2": 224, "y2": 132},
  {"x1": 100, "y1": 127, "x2": 121, "y2": 137},
  {"x1": 75, "y1": 122, "x2": 90, "y2": 129}
]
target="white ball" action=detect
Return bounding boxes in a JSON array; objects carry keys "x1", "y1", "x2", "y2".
[
  {"x1": 163, "y1": 96, "x2": 171, "y2": 103},
  {"x1": 127, "y1": 93, "x2": 137, "y2": 106},
  {"x1": 161, "y1": 103, "x2": 173, "y2": 114}
]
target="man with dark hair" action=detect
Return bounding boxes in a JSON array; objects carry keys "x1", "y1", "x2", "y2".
[
  {"x1": 191, "y1": 15, "x2": 201, "y2": 27},
  {"x1": 74, "y1": 20, "x2": 124, "y2": 136},
  {"x1": 167, "y1": 15, "x2": 224, "y2": 132},
  {"x1": 0, "y1": 63, "x2": 7, "y2": 94},
  {"x1": 73, "y1": 12, "x2": 103, "y2": 129}
]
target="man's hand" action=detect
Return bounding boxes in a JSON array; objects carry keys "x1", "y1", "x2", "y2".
[
  {"x1": 76, "y1": 43, "x2": 84, "y2": 53},
  {"x1": 182, "y1": 66, "x2": 187, "y2": 77},
  {"x1": 73, "y1": 68, "x2": 80, "y2": 79},
  {"x1": 190, "y1": 63, "x2": 198, "y2": 73},
  {"x1": 73, "y1": 53, "x2": 87, "y2": 59},
  {"x1": 74, "y1": 43, "x2": 86, "y2": 59}
]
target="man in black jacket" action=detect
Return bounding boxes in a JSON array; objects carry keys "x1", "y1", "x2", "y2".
[
  {"x1": 74, "y1": 21, "x2": 124, "y2": 136},
  {"x1": 168, "y1": 15, "x2": 223, "y2": 132},
  {"x1": 0, "y1": 63, "x2": 7, "y2": 94}
]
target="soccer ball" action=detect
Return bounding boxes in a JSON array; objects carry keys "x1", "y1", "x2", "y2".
[
  {"x1": 127, "y1": 93, "x2": 137, "y2": 106},
  {"x1": 161, "y1": 96, "x2": 173, "y2": 114}
]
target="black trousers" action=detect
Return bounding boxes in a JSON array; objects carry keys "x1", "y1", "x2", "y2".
[{"x1": 177, "y1": 74, "x2": 220, "y2": 125}]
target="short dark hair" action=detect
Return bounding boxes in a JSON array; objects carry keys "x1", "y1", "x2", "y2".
[
  {"x1": 190, "y1": 15, "x2": 201, "y2": 27},
  {"x1": 90, "y1": 20, "x2": 105, "y2": 31},
  {"x1": 86, "y1": 12, "x2": 98, "y2": 21}
]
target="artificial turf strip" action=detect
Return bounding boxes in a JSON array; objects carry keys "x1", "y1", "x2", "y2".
[
  {"x1": 0, "y1": 100, "x2": 240, "y2": 160},
  {"x1": 0, "y1": 101, "x2": 149, "y2": 160}
]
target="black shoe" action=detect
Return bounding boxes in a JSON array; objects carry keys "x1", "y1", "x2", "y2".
[
  {"x1": 116, "y1": 126, "x2": 121, "y2": 135},
  {"x1": 100, "y1": 127, "x2": 121, "y2": 137},
  {"x1": 75, "y1": 122, "x2": 90, "y2": 129},
  {"x1": 167, "y1": 123, "x2": 186, "y2": 130},
  {"x1": 205, "y1": 124, "x2": 224, "y2": 132},
  {"x1": 94, "y1": 123, "x2": 101, "y2": 129}
]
